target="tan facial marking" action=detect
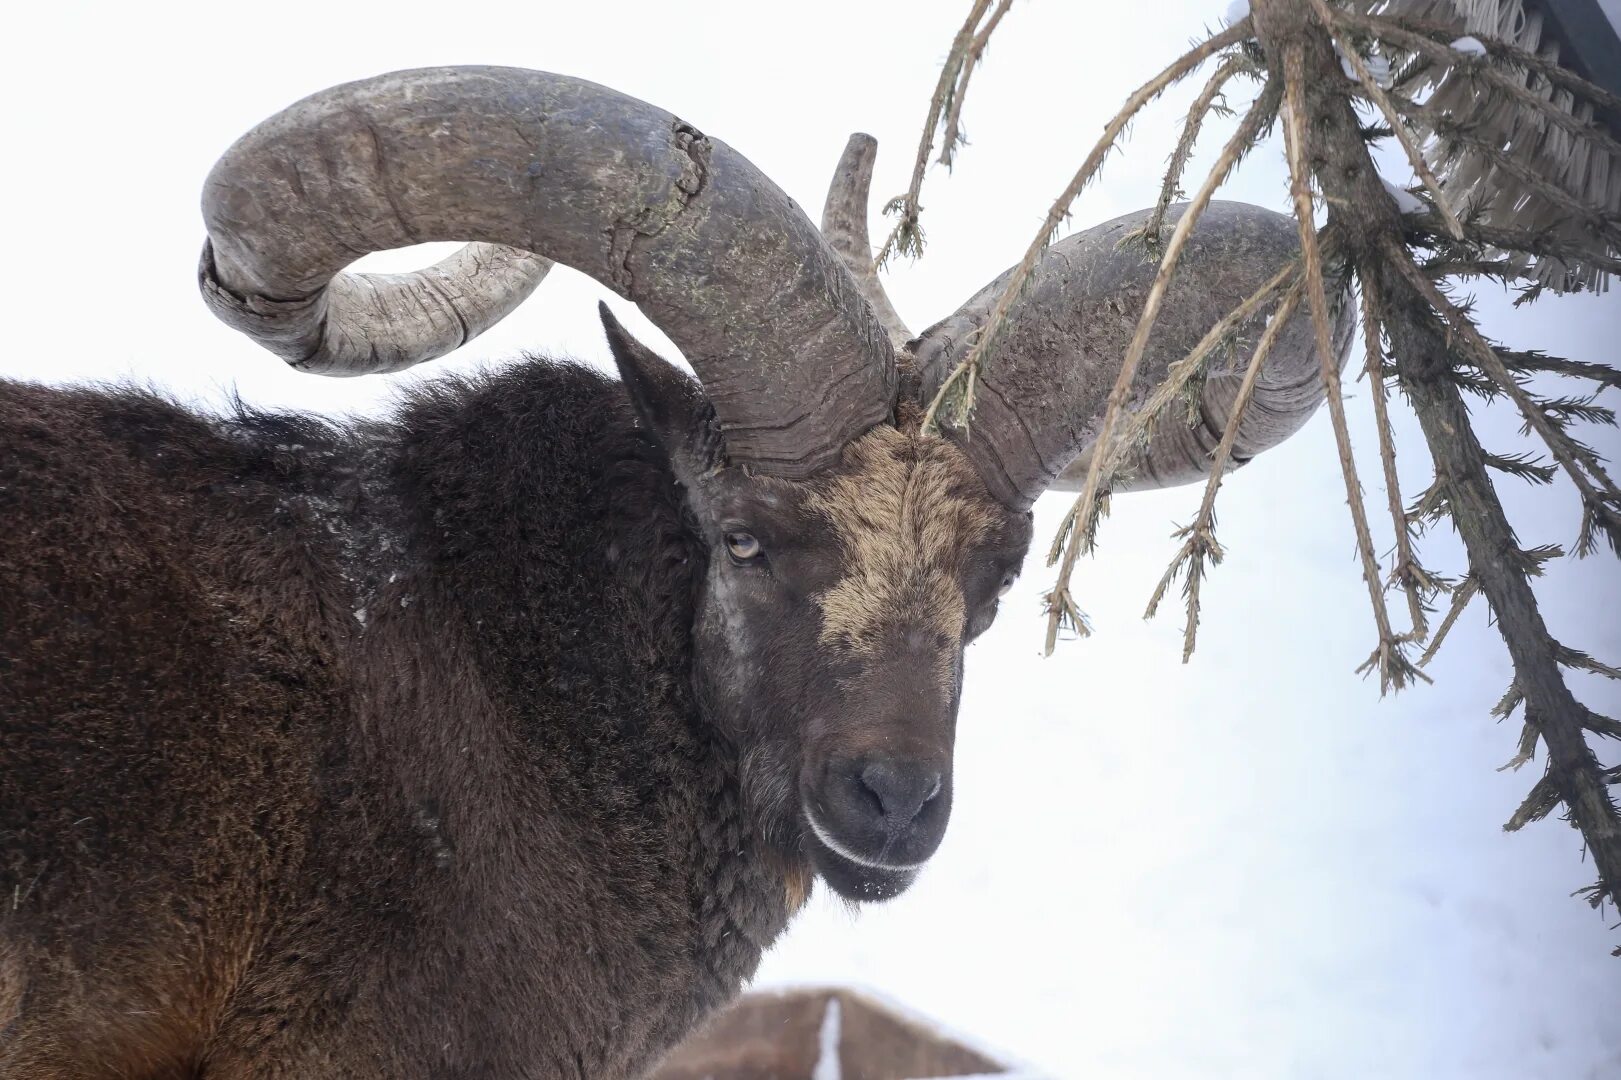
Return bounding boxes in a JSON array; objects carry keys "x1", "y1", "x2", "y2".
[{"x1": 807, "y1": 427, "x2": 998, "y2": 668}]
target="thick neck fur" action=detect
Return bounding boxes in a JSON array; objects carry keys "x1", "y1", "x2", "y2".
[
  {"x1": 301, "y1": 360, "x2": 801, "y2": 1074},
  {"x1": 0, "y1": 360, "x2": 797, "y2": 1078}
]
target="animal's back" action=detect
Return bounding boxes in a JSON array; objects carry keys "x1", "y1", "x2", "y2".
[{"x1": 0, "y1": 382, "x2": 348, "y2": 1076}]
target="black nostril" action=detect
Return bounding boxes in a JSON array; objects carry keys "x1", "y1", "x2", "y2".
[{"x1": 857, "y1": 760, "x2": 944, "y2": 829}]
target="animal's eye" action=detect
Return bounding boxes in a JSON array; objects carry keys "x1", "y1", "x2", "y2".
[
  {"x1": 997, "y1": 571, "x2": 1017, "y2": 597},
  {"x1": 724, "y1": 531, "x2": 763, "y2": 563}
]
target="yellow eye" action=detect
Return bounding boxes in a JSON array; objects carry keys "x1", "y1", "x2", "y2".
[
  {"x1": 997, "y1": 571, "x2": 1017, "y2": 597},
  {"x1": 725, "y1": 531, "x2": 762, "y2": 562}
]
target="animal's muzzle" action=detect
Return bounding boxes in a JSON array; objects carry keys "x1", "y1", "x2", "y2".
[{"x1": 811, "y1": 755, "x2": 951, "y2": 870}]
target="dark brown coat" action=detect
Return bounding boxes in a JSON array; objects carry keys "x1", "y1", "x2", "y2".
[{"x1": 0, "y1": 361, "x2": 797, "y2": 1078}]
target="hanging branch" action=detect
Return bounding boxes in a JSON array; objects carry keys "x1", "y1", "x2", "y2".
[
  {"x1": 1359, "y1": 274, "x2": 1433, "y2": 640},
  {"x1": 1382, "y1": 235, "x2": 1621, "y2": 559},
  {"x1": 1145, "y1": 279, "x2": 1306, "y2": 660},
  {"x1": 1283, "y1": 39, "x2": 1424, "y2": 693},
  {"x1": 1405, "y1": 216, "x2": 1621, "y2": 279},
  {"x1": 1311, "y1": 0, "x2": 1463, "y2": 239},
  {"x1": 877, "y1": 0, "x2": 996, "y2": 267},
  {"x1": 940, "y1": 0, "x2": 1016, "y2": 169},
  {"x1": 1046, "y1": 256, "x2": 1305, "y2": 567},
  {"x1": 1042, "y1": 71, "x2": 1282, "y2": 655},
  {"x1": 1137, "y1": 55, "x2": 1249, "y2": 250},
  {"x1": 920, "y1": 17, "x2": 1256, "y2": 440},
  {"x1": 1249, "y1": 0, "x2": 1621, "y2": 926},
  {"x1": 917, "y1": 0, "x2": 1621, "y2": 939},
  {"x1": 1333, "y1": 8, "x2": 1621, "y2": 119}
]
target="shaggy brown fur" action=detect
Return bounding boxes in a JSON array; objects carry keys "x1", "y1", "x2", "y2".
[{"x1": 0, "y1": 343, "x2": 1029, "y2": 1076}]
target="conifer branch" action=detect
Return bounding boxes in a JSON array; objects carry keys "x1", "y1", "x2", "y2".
[
  {"x1": 1311, "y1": 0, "x2": 1463, "y2": 239},
  {"x1": 878, "y1": 0, "x2": 996, "y2": 267},
  {"x1": 1334, "y1": 8, "x2": 1621, "y2": 118},
  {"x1": 1137, "y1": 56, "x2": 1249, "y2": 251},
  {"x1": 1359, "y1": 275, "x2": 1430, "y2": 639},
  {"x1": 1145, "y1": 279, "x2": 1306, "y2": 660},
  {"x1": 1041, "y1": 69, "x2": 1280, "y2": 655},
  {"x1": 1284, "y1": 43, "x2": 1423, "y2": 693},
  {"x1": 1382, "y1": 235, "x2": 1621, "y2": 525},
  {"x1": 923, "y1": 18, "x2": 1257, "y2": 444},
  {"x1": 939, "y1": 0, "x2": 1015, "y2": 169}
]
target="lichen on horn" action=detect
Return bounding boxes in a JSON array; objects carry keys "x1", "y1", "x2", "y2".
[{"x1": 200, "y1": 66, "x2": 896, "y2": 477}]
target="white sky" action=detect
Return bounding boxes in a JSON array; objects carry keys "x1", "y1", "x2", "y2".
[{"x1": 5, "y1": 2, "x2": 1619, "y2": 1077}]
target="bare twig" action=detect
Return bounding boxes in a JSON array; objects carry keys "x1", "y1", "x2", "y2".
[
  {"x1": 1419, "y1": 573, "x2": 1477, "y2": 667},
  {"x1": 1359, "y1": 275, "x2": 1429, "y2": 639},
  {"x1": 1069, "y1": 257, "x2": 1305, "y2": 535},
  {"x1": 1139, "y1": 56, "x2": 1247, "y2": 249}
]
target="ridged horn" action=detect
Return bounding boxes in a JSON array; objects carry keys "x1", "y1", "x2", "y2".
[
  {"x1": 199, "y1": 66, "x2": 896, "y2": 477},
  {"x1": 911, "y1": 201, "x2": 1350, "y2": 509}
]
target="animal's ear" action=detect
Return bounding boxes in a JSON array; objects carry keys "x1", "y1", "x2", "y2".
[{"x1": 600, "y1": 302, "x2": 724, "y2": 484}]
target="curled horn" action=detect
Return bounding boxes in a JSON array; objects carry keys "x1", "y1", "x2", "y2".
[
  {"x1": 200, "y1": 66, "x2": 896, "y2": 478},
  {"x1": 910, "y1": 201, "x2": 1350, "y2": 509}
]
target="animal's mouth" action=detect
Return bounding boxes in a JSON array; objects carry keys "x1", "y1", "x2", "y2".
[{"x1": 801, "y1": 804, "x2": 923, "y2": 902}]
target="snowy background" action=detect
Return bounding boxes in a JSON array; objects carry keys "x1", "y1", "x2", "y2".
[{"x1": 4, "y1": 2, "x2": 1619, "y2": 1077}]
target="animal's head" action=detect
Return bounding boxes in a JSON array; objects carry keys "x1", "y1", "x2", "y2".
[
  {"x1": 602, "y1": 306, "x2": 1030, "y2": 898},
  {"x1": 197, "y1": 69, "x2": 1327, "y2": 901}
]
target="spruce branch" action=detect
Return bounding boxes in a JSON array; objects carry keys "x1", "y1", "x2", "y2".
[
  {"x1": 1506, "y1": 770, "x2": 1563, "y2": 832},
  {"x1": 1500, "y1": 710, "x2": 1541, "y2": 773},
  {"x1": 878, "y1": 0, "x2": 997, "y2": 267},
  {"x1": 1423, "y1": 120, "x2": 1621, "y2": 246},
  {"x1": 1359, "y1": 274, "x2": 1430, "y2": 639},
  {"x1": 1145, "y1": 279, "x2": 1306, "y2": 661},
  {"x1": 1311, "y1": 0, "x2": 1462, "y2": 239},
  {"x1": 1284, "y1": 42, "x2": 1423, "y2": 693},
  {"x1": 939, "y1": 0, "x2": 1015, "y2": 169},
  {"x1": 923, "y1": 18, "x2": 1257, "y2": 444},
  {"x1": 1495, "y1": 349, "x2": 1621, "y2": 392},
  {"x1": 1246, "y1": 0, "x2": 1621, "y2": 925},
  {"x1": 1136, "y1": 56, "x2": 1249, "y2": 251},
  {"x1": 1382, "y1": 235, "x2": 1621, "y2": 522},
  {"x1": 1482, "y1": 451, "x2": 1557, "y2": 486},
  {"x1": 1334, "y1": 8, "x2": 1621, "y2": 120},
  {"x1": 1404, "y1": 216, "x2": 1621, "y2": 279},
  {"x1": 1041, "y1": 68, "x2": 1281, "y2": 655},
  {"x1": 1067, "y1": 256, "x2": 1306, "y2": 539},
  {"x1": 1418, "y1": 572, "x2": 1475, "y2": 667}
]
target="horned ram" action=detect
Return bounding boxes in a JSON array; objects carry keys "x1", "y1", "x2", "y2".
[{"x1": 0, "y1": 67, "x2": 1346, "y2": 1078}]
